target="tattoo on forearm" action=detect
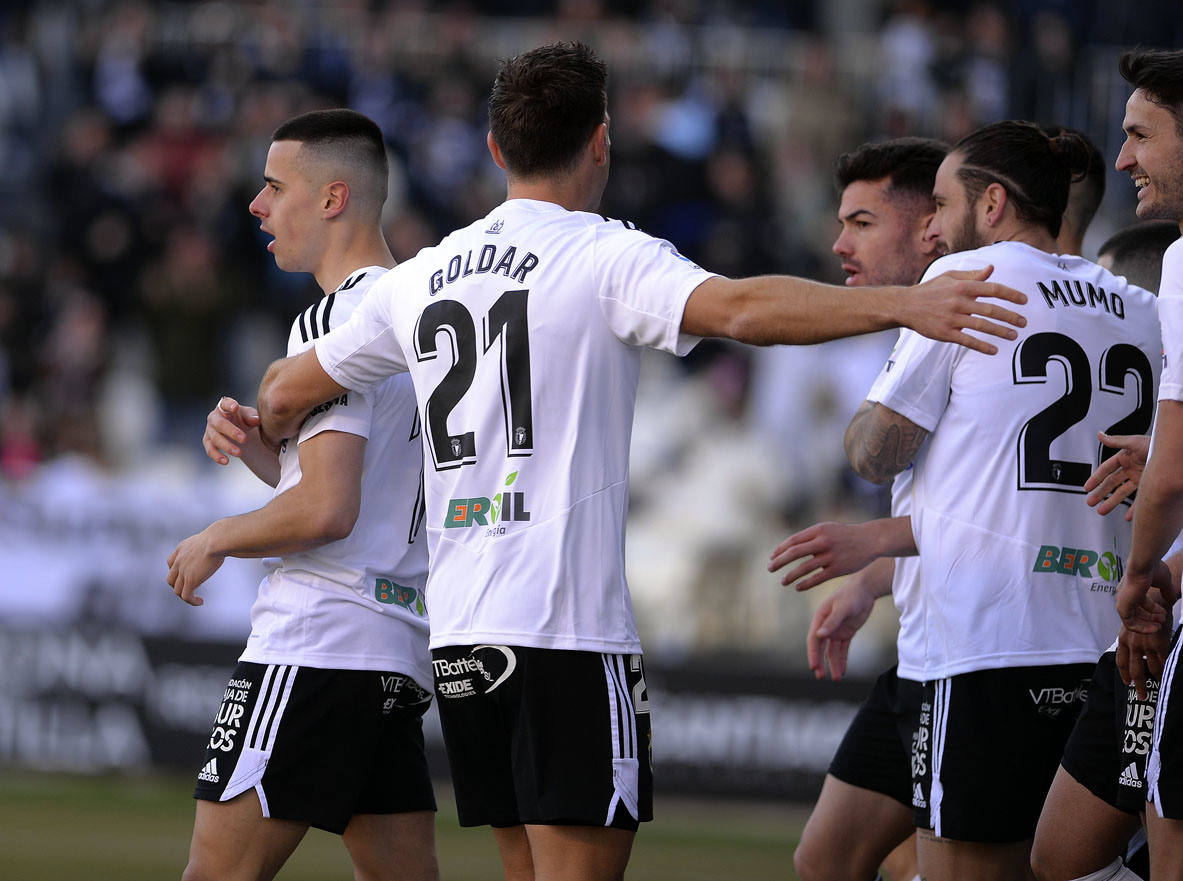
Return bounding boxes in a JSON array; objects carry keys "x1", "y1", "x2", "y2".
[{"x1": 845, "y1": 402, "x2": 928, "y2": 484}]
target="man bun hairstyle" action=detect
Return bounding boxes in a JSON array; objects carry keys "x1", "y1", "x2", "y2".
[
  {"x1": 1119, "y1": 49, "x2": 1183, "y2": 130},
  {"x1": 953, "y1": 120, "x2": 1094, "y2": 239},
  {"x1": 834, "y1": 137, "x2": 950, "y2": 201},
  {"x1": 489, "y1": 41, "x2": 607, "y2": 178}
]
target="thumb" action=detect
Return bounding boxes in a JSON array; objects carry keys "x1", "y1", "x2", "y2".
[{"x1": 238, "y1": 405, "x2": 261, "y2": 427}]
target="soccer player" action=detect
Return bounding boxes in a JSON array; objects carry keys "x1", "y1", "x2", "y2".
[
  {"x1": 250, "y1": 43, "x2": 1026, "y2": 881},
  {"x1": 166, "y1": 110, "x2": 438, "y2": 881},
  {"x1": 789, "y1": 136, "x2": 948, "y2": 881},
  {"x1": 1110, "y1": 48, "x2": 1183, "y2": 881},
  {"x1": 1044, "y1": 125, "x2": 1107, "y2": 258},
  {"x1": 844, "y1": 120, "x2": 1161, "y2": 881}
]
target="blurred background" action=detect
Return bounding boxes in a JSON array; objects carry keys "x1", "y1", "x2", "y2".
[{"x1": 1, "y1": 0, "x2": 1180, "y2": 845}]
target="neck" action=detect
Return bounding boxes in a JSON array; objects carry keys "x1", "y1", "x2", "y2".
[
  {"x1": 989, "y1": 222, "x2": 1059, "y2": 255},
  {"x1": 314, "y1": 226, "x2": 395, "y2": 294},
  {"x1": 505, "y1": 170, "x2": 599, "y2": 213}
]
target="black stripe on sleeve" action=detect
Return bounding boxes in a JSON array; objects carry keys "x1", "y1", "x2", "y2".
[
  {"x1": 297, "y1": 310, "x2": 309, "y2": 344},
  {"x1": 321, "y1": 292, "x2": 335, "y2": 334}
]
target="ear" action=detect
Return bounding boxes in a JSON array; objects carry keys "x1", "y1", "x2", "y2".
[
  {"x1": 917, "y1": 210, "x2": 942, "y2": 257},
  {"x1": 488, "y1": 131, "x2": 507, "y2": 170},
  {"x1": 982, "y1": 182, "x2": 1008, "y2": 228},
  {"x1": 323, "y1": 181, "x2": 349, "y2": 219},
  {"x1": 590, "y1": 122, "x2": 609, "y2": 167}
]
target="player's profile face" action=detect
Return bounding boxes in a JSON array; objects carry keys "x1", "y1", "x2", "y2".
[
  {"x1": 832, "y1": 177, "x2": 933, "y2": 287},
  {"x1": 248, "y1": 139, "x2": 323, "y2": 273},
  {"x1": 1117, "y1": 88, "x2": 1183, "y2": 222},
  {"x1": 928, "y1": 153, "x2": 981, "y2": 255}
]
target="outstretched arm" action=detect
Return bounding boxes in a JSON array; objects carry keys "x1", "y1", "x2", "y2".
[
  {"x1": 769, "y1": 516, "x2": 916, "y2": 590},
  {"x1": 681, "y1": 266, "x2": 1026, "y2": 355},
  {"x1": 167, "y1": 429, "x2": 364, "y2": 606},
  {"x1": 1084, "y1": 431, "x2": 1150, "y2": 521}
]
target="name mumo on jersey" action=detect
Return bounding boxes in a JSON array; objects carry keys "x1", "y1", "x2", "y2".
[
  {"x1": 1038, "y1": 278, "x2": 1125, "y2": 318},
  {"x1": 428, "y1": 243, "x2": 541, "y2": 296}
]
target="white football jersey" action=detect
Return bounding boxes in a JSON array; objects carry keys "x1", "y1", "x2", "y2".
[
  {"x1": 870, "y1": 242, "x2": 1161, "y2": 680},
  {"x1": 242, "y1": 267, "x2": 431, "y2": 688},
  {"x1": 1159, "y1": 237, "x2": 1183, "y2": 403},
  {"x1": 888, "y1": 468, "x2": 925, "y2": 679},
  {"x1": 316, "y1": 199, "x2": 714, "y2": 653}
]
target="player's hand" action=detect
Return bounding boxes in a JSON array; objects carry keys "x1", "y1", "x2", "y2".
[
  {"x1": 166, "y1": 530, "x2": 226, "y2": 606},
  {"x1": 807, "y1": 580, "x2": 876, "y2": 681},
  {"x1": 203, "y1": 396, "x2": 263, "y2": 465},
  {"x1": 1116, "y1": 563, "x2": 1174, "y2": 695},
  {"x1": 770, "y1": 521, "x2": 878, "y2": 590},
  {"x1": 903, "y1": 266, "x2": 1027, "y2": 355},
  {"x1": 1084, "y1": 432, "x2": 1150, "y2": 520}
]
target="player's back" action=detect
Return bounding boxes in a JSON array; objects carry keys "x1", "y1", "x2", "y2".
[
  {"x1": 881, "y1": 241, "x2": 1161, "y2": 679},
  {"x1": 366, "y1": 198, "x2": 712, "y2": 653}
]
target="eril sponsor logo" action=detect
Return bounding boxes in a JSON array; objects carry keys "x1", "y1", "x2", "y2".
[
  {"x1": 444, "y1": 471, "x2": 531, "y2": 531},
  {"x1": 375, "y1": 579, "x2": 426, "y2": 616},
  {"x1": 1032, "y1": 545, "x2": 1123, "y2": 581}
]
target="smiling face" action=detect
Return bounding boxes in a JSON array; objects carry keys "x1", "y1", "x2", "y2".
[
  {"x1": 928, "y1": 152, "x2": 988, "y2": 255},
  {"x1": 1116, "y1": 88, "x2": 1183, "y2": 224},
  {"x1": 831, "y1": 177, "x2": 940, "y2": 287},
  {"x1": 248, "y1": 139, "x2": 327, "y2": 273}
]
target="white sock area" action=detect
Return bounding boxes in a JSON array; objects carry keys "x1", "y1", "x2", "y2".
[{"x1": 1068, "y1": 856, "x2": 1142, "y2": 881}]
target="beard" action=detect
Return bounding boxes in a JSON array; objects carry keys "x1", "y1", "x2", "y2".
[{"x1": 942, "y1": 208, "x2": 987, "y2": 255}]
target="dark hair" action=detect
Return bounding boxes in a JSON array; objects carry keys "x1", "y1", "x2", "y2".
[
  {"x1": 1119, "y1": 49, "x2": 1183, "y2": 129},
  {"x1": 952, "y1": 120, "x2": 1094, "y2": 238},
  {"x1": 835, "y1": 137, "x2": 949, "y2": 201},
  {"x1": 272, "y1": 108, "x2": 389, "y2": 184},
  {"x1": 1041, "y1": 124, "x2": 1105, "y2": 235},
  {"x1": 488, "y1": 41, "x2": 607, "y2": 178},
  {"x1": 1098, "y1": 220, "x2": 1180, "y2": 293}
]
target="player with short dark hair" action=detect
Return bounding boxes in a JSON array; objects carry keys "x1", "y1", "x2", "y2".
[
  {"x1": 167, "y1": 108, "x2": 438, "y2": 881},
  {"x1": 1110, "y1": 47, "x2": 1183, "y2": 881},
  {"x1": 249, "y1": 42, "x2": 1026, "y2": 881},
  {"x1": 790, "y1": 136, "x2": 948, "y2": 881},
  {"x1": 844, "y1": 119, "x2": 1161, "y2": 881},
  {"x1": 1098, "y1": 221, "x2": 1181, "y2": 292}
]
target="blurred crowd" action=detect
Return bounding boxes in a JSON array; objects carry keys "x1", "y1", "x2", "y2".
[{"x1": 1, "y1": 0, "x2": 1180, "y2": 660}]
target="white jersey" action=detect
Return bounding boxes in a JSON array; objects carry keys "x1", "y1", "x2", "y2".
[
  {"x1": 315, "y1": 199, "x2": 714, "y2": 653},
  {"x1": 242, "y1": 267, "x2": 431, "y2": 688},
  {"x1": 889, "y1": 468, "x2": 925, "y2": 677},
  {"x1": 1160, "y1": 238, "x2": 1183, "y2": 404},
  {"x1": 869, "y1": 242, "x2": 1161, "y2": 680}
]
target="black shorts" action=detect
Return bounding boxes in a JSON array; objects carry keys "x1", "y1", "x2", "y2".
[
  {"x1": 1061, "y1": 650, "x2": 1158, "y2": 814},
  {"x1": 193, "y1": 662, "x2": 436, "y2": 834},
  {"x1": 433, "y1": 645, "x2": 653, "y2": 830},
  {"x1": 1149, "y1": 627, "x2": 1183, "y2": 818},
  {"x1": 828, "y1": 665, "x2": 914, "y2": 808},
  {"x1": 905, "y1": 663, "x2": 1093, "y2": 842}
]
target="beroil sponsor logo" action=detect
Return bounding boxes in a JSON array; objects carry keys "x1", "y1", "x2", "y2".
[{"x1": 444, "y1": 471, "x2": 531, "y2": 535}]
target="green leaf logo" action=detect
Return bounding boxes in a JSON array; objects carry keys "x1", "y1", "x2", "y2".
[{"x1": 505, "y1": 471, "x2": 518, "y2": 486}]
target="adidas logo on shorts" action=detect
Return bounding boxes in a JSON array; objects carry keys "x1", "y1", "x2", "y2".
[
  {"x1": 912, "y1": 782, "x2": 927, "y2": 809},
  {"x1": 198, "y1": 758, "x2": 220, "y2": 783},
  {"x1": 1119, "y1": 762, "x2": 1143, "y2": 790}
]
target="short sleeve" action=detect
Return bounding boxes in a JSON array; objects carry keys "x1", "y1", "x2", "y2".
[
  {"x1": 594, "y1": 225, "x2": 717, "y2": 355},
  {"x1": 866, "y1": 329, "x2": 959, "y2": 432},
  {"x1": 296, "y1": 385, "x2": 374, "y2": 444},
  {"x1": 315, "y1": 273, "x2": 409, "y2": 390},
  {"x1": 1158, "y1": 239, "x2": 1183, "y2": 402}
]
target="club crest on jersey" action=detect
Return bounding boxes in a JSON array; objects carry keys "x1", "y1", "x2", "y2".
[
  {"x1": 486, "y1": 219, "x2": 504, "y2": 234},
  {"x1": 375, "y1": 578, "x2": 426, "y2": 616},
  {"x1": 444, "y1": 470, "x2": 531, "y2": 534}
]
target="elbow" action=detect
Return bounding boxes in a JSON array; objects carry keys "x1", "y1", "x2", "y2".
[
  {"x1": 307, "y1": 502, "x2": 360, "y2": 545},
  {"x1": 259, "y1": 361, "x2": 304, "y2": 426},
  {"x1": 844, "y1": 431, "x2": 890, "y2": 485}
]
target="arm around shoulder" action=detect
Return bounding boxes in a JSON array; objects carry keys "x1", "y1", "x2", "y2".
[{"x1": 257, "y1": 349, "x2": 348, "y2": 447}]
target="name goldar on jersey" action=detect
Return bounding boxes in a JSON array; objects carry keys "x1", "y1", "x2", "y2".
[
  {"x1": 428, "y1": 243, "x2": 540, "y2": 296},
  {"x1": 1037, "y1": 278, "x2": 1126, "y2": 319}
]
